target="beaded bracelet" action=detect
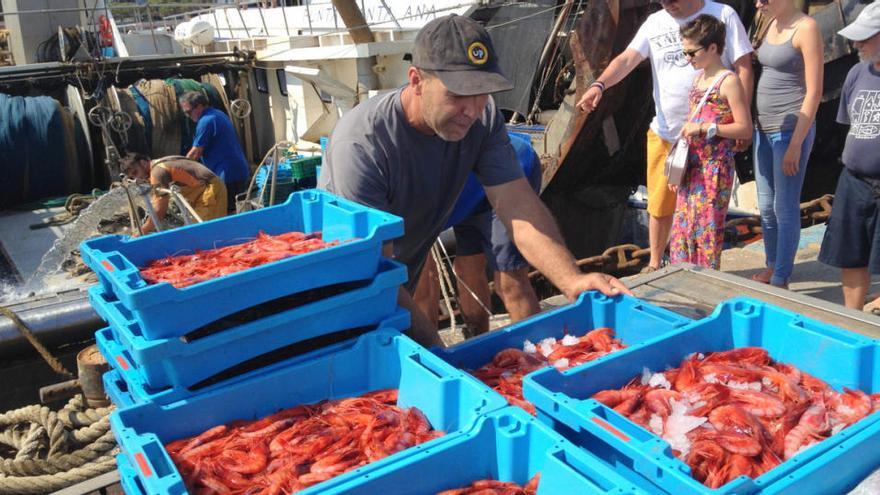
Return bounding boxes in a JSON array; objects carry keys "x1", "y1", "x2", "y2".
[{"x1": 589, "y1": 81, "x2": 606, "y2": 93}]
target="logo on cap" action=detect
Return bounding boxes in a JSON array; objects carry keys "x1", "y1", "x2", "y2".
[{"x1": 467, "y1": 41, "x2": 489, "y2": 65}]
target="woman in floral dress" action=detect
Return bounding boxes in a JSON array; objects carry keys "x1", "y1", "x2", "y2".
[{"x1": 669, "y1": 15, "x2": 752, "y2": 269}]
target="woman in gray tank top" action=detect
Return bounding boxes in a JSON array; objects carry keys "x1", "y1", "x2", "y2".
[{"x1": 752, "y1": 0, "x2": 824, "y2": 288}]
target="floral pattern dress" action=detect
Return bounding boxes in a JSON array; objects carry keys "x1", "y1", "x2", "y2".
[{"x1": 669, "y1": 73, "x2": 736, "y2": 270}]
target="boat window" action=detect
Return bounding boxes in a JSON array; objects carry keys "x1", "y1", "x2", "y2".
[
  {"x1": 276, "y1": 70, "x2": 288, "y2": 96},
  {"x1": 255, "y1": 68, "x2": 269, "y2": 93}
]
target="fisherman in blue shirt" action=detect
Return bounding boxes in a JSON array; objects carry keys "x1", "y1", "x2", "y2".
[{"x1": 179, "y1": 91, "x2": 250, "y2": 210}]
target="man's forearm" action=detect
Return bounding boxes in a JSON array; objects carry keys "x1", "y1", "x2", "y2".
[
  {"x1": 596, "y1": 49, "x2": 644, "y2": 90},
  {"x1": 489, "y1": 180, "x2": 582, "y2": 298},
  {"x1": 186, "y1": 147, "x2": 203, "y2": 161}
]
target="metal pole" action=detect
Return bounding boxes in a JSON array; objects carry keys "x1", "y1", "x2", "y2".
[
  {"x1": 280, "y1": 3, "x2": 291, "y2": 38},
  {"x1": 525, "y1": 0, "x2": 574, "y2": 123},
  {"x1": 257, "y1": 4, "x2": 270, "y2": 37},
  {"x1": 222, "y1": 7, "x2": 236, "y2": 39},
  {"x1": 306, "y1": 0, "x2": 314, "y2": 35},
  {"x1": 145, "y1": 6, "x2": 160, "y2": 55},
  {"x1": 140, "y1": 188, "x2": 164, "y2": 232},
  {"x1": 377, "y1": 0, "x2": 401, "y2": 29},
  {"x1": 269, "y1": 144, "x2": 279, "y2": 206},
  {"x1": 235, "y1": 5, "x2": 253, "y2": 40}
]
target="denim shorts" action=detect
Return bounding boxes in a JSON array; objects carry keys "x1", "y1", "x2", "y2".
[
  {"x1": 452, "y1": 162, "x2": 542, "y2": 273},
  {"x1": 818, "y1": 168, "x2": 880, "y2": 273},
  {"x1": 453, "y1": 203, "x2": 529, "y2": 272}
]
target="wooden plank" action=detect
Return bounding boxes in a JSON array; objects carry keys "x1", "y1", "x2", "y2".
[
  {"x1": 50, "y1": 470, "x2": 122, "y2": 495},
  {"x1": 630, "y1": 284, "x2": 715, "y2": 320},
  {"x1": 639, "y1": 269, "x2": 880, "y2": 339}
]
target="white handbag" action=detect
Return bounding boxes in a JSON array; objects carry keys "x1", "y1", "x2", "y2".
[{"x1": 664, "y1": 71, "x2": 732, "y2": 186}]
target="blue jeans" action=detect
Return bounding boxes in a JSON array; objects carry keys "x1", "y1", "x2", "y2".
[{"x1": 753, "y1": 124, "x2": 816, "y2": 285}]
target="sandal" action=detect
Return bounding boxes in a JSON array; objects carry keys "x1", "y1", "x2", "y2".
[{"x1": 640, "y1": 265, "x2": 659, "y2": 274}]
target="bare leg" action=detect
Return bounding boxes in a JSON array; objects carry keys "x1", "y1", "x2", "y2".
[
  {"x1": 453, "y1": 254, "x2": 491, "y2": 335},
  {"x1": 412, "y1": 259, "x2": 439, "y2": 329},
  {"x1": 494, "y1": 268, "x2": 540, "y2": 323},
  {"x1": 842, "y1": 267, "x2": 871, "y2": 311},
  {"x1": 649, "y1": 214, "x2": 673, "y2": 269}
]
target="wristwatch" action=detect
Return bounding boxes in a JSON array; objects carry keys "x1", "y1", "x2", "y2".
[{"x1": 706, "y1": 123, "x2": 718, "y2": 139}]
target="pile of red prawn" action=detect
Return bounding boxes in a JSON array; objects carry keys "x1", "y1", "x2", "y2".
[
  {"x1": 592, "y1": 347, "x2": 880, "y2": 488},
  {"x1": 164, "y1": 389, "x2": 443, "y2": 495},
  {"x1": 141, "y1": 231, "x2": 339, "y2": 288},
  {"x1": 472, "y1": 328, "x2": 626, "y2": 414},
  {"x1": 438, "y1": 473, "x2": 540, "y2": 495}
]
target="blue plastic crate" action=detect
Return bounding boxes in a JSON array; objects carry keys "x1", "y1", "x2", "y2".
[
  {"x1": 110, "y1": 328, "x2": 508, "y2": 495},
  {"x1": 94, "y1": 259, "x2": 406, "y2": 395},
  {"x1": 101, "y1": 310, "x2": 411, "y2": 408},
  {"x1": 104, "y1": 369, "x2": 136, "y2": 409},
  {"x1": 117, "y1": 454, "x2": 146, "y2": 495},
  {"x1": 317, "y1": 407, "x2": 648, "y2": 495},
  {"x1": 434, "y1": 290, "x2": 690, "y2": 379},
  {"x1": 80, "y1": 190, "x2": 403, "y2": 340},
  {"x1": 523, "y1": 297, "x2": 880, "y2": 495},
  {"x1": 759, "y1": 414, "x2": 880, "y2": 495}
]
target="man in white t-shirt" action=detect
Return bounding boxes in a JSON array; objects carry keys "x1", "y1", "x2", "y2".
[{"x1": 577, "y1": 0, "x2": 754, "y2": 272}]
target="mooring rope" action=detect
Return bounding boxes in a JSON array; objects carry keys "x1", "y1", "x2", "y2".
[{"x1": 0, "y1": 396, "x2": 116, "y2": 494}]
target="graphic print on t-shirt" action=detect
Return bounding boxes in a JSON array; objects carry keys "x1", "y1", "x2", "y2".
[
  {"x1": 850, "y1": 90, "x2": 880, "y2": 140},
  {"x1": 650, "y1": 28, "x2": 690, "y2": 68}
]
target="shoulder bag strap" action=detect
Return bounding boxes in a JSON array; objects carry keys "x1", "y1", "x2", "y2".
[{"x1": 685, "y1": 70, "x2": 732, "y2": 125}]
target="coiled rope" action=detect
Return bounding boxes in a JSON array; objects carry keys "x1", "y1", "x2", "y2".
[{"x1": 0, "y1": 395, "x2": 117, "y2": 494}]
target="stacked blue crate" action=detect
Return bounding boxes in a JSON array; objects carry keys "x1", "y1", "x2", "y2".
[
  {"x1": 522, "y1": 297, "x2": 880, "y2": 495},
  {"x1": 109, "y1": 327, "x2": 509, "y2": 495},
  {"x1": 81, "y1": 190, "x2": 403, "y2": 340},
  {"x1": 80, "y1": 190, "x2": 442, "y2": 494}
]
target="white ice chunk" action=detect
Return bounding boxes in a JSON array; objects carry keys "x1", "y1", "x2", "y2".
[
  {"x1": 553, "y1": 358, "x2": 570, "y2": 370},
  {"x1": 648, "y1": 373, "x2": 672, "y2": 390},
  {"x1": 727, "y1": 380, "x2": 761, "y2": 391},
  {"x1": 561, "y1": 334, "x2": 580, "y2": 346},
  {"x1": 704, "y1": 373, "x2": 717, "y2": 384},
  {"x1": 539, "y1": 342, "x2": 555, "y2": 357},
  {"x1": 522, "y1": 339, "x2": 537, "y2": 354},
  {"x1": 641, "y1": 367, "x2": 653, "y2": 385},
  {"x1": 649, "y1": 414, "x2": 665, "y2": 436},
  {"x1": 661, "y1": 400, "x2": 708, "y2": 457}
]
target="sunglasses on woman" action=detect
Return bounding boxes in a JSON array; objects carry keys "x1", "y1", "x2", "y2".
[{"x1": 682, "y1": 46, "x2": 705, "y2": 58}]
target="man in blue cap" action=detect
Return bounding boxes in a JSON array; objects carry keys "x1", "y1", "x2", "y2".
[{"x1": 320, "y1": 14, "x2": 629, "y2": 346}]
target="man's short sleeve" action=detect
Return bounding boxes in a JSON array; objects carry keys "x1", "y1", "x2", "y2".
[
  {"x1": 838, "y1": 65, "x2": 859, "y2": 125},
  {"x1": 192, "y1": 115, "x2": 215, "y2": 148},
  {"x1": 322, "y1": 140, "x2": 391, "y2": 211},
  {"x1": 473, "y1": 106, "x2": 523, "y2": 187},
  {"x1": 722, "y1": 7, "x2": 754, "y2": 65},
  {"x1": 627, "y1": 19, "x2": 652, "y2": 58}
]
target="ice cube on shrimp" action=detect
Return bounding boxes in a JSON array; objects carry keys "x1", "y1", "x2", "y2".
[
  {"x1": 523, "y1": 339, "x2": 537, "y2": 354},
  {"x1": 641, "y1": 367, "x2": 653, "y2": 385},
  {"x1": 552, "y1": 358, "x2": 570, "y2": 370},
  {"x1": 561, "y1": 334, "x2": 580, "y2": 346},
  {"x1": 648, "y1": 373, "x2": 672, "y2": 390}
]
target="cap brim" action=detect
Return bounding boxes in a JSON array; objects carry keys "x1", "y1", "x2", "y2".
[
  {"x1": 838, "y1": 22, "x2": 880, "y2": 41},
  {"x1": 434, "y1": 69, "x2": 514, "y2": 96}
]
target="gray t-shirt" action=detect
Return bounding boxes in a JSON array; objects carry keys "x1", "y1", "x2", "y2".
[
  {"x1": 837, "y1": 63, "x2": 880, "y2": 178},
  {"x1": 318, "y1": 88, "x2": 523, "y2": 286}
]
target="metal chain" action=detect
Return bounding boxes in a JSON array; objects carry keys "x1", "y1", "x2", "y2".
[{"x1": 529, "y1": 194, "x2": 834, "y2": 278}]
